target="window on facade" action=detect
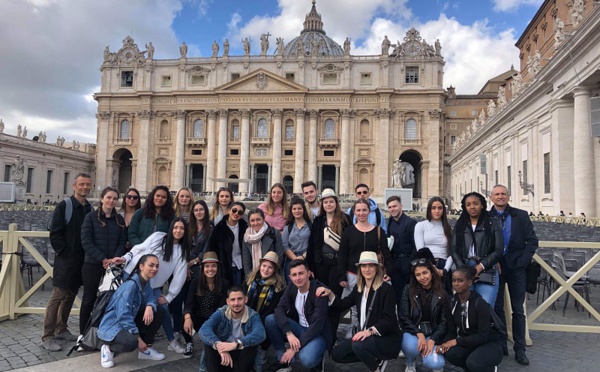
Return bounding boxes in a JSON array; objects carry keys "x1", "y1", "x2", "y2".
[
  {"x1": 63, "y1": 172, "x2": 70, "y2": 194},
  {"x1": 360, "y1": 73, "x2": 372, "y2": 85},
  {"x1": 284, "y1": 149, "x2": 293, "y2": 156},
  {"x1": 472, "y1": 110, "x2": 478, "y2": 117},
  {"x1": 257, "y1": 118, "x2": 268, "y2": 138},
  {"x1": 450, "y1": 135, "x2": 456, "y2": 144},
  {"x1": 324, "y1": 119, "x2": 335, "y2": 138},
  {"x1": 285, "y1": 73, "x2": 295, "y2": 81},
  {"x1": 449, "y1": 111, "x2": 457, "y2": 117},
  {"x1": 405, "y1": 67, "x2": 419, "y2": 84},
  {"x1": 230, "y1": 149, "x2": 239, "y2": 155},
  {"x1": 120, "y1": 119, "x2": 130, "y2": 139},
  {"x1": 522, "y1": 160, "x2": 528, "y2": 185},
  {"x1": 191, "y1": 75, "x2": 205, "y2": 85},
  {"x1": 405, "y1": 119, "x2": 417, "y2": 139},
  {"x1": 360, "y1": 119, "x2": 370, "y2": 140},
  {"x1": 231, "y1": 73, "x2": 240, "y2": 81},
  {"x1": 285, "y1": 120, "x2": 294, "y2": 140},
  {"x1": 323, "y1": 73, "x2": 337, "y2": 84},
  {"x1": 544, "y1": 152, "x2": 551, "y2": 193},
  {"x1": 4, "y1": 165, "x2": 11, "y2": 182},
  {"x1": 121, "y1": 71, "x2": 133, "y2": 87},
  {"x1": 507, "y1": 166, "x2": 511, "y2": 195},
  {"x1": 160, "y1": 120, "x2": 169, "y2": 139},
  {"x1": 232, "y1": 121, "x2": 240, "y2": 140},
  {"x1": 26, "y1": 168, "x2": 34, "y2": 193},
  {"x1": 193, "y1": 119, "x2": 204, "y2": 138},
  {"x1": 192, "y1": 149, "x2": 202, "y2": 155},
  {"x1": 324, "y1": 150, "x2": 334, "y2": 156},
  {"x1": 161, "y1": 76, "x2": 172, "y2": 87},
  {"x1": 450, "y1": 123, "x2": 457, "y2": 130},
  {"x1": 46, "y1": 170, "x2": 53, "y2": 194}
]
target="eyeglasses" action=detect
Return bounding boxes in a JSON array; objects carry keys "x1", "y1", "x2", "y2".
[
  {"x1": 411, "y1": 258, "x2": 428, "y2": 266},
  {"x1": 230, "y1": 208, "x2": 244, "y2": 216},
  {"x1": 126, "y1": 195, "x2": 139, "y2": 200},
  {"x1": 356, "y1": 190, "x2": 369, "y2": 195}
]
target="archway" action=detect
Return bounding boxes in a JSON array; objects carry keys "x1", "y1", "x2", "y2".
[
  {"x1": 190, "y1": 164, "x2": 204, "y2": 193},
  {"x1": 112, "y1": 148, "x2": 133, "y2": 193},
  {"x1": 255, "y1": 164, "x2": 268, "y2": 194},
  {"x1": 283, "y1": 175, "x2": 293, "y2": 194},
  {"x1": 229, "y1": 174, "x2": 239, "y2": 193},
  {"x1": 399, "y1": 150, "x2": 422, "y2": 199}
]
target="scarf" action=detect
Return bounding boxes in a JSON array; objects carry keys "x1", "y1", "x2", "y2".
[
  {"x1": 244, "y1": 223, "x2": 269, "y2": 271},
  {"x1": 247, "y1": 277, "x2": 275, "y2": 314}
]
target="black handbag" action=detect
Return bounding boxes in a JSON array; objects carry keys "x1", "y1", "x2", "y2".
[
  {"x1": 417, "y1": 321, "x2": 434, "y2": 337},
  {"x1": 526, "y1": 261, "x2": 541, "y2": 294},
  {"x1": 477, "y1": 269, "x2": 496, "y2": 286}
]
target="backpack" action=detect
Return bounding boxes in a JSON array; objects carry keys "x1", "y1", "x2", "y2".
[
  {"x1": 67, "y1": 265, "x2": 125, "y2": 355},
  {"x1": 349, "y1": 206, "x2": 382, "y2": 226}
]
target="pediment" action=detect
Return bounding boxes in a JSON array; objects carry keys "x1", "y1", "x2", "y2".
[{"x1": 215, "y1": 69, "x2": 308, "y2": 93}]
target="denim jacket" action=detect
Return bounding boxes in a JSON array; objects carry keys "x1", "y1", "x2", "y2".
[
  {"x1": 98, "y1": 274, "x2": 157, "y2": 342},
  {"x1": 199, "y1": 305, "x2": 266, "y2": 349}
]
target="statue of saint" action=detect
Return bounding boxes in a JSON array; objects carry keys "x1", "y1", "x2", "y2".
[
  {"x1": 343, "y1": 37, "x2": 351, "y2": 55},
  {"x1": 554, "y1": 17, "x2": 565, "y2": 50},
  {"x1": 11, "y1": 156, "x2": 25, "y2": 185},
  {"x1": 223, "y1": 39, "x2": 230, "y2": 57},
  {"x1": 103, "y1": 46, "x2": 110, "y2": 62},
  {"x1": 392, "y1": 160, "x2": 402, "y2": 187},
  {"x1": 276, "y1": 37, "x2": 284, "y2": 56},
  {"x1": 435, "y1": 39, "x2": 442, "y2": 56},
  {"x1": 242, "y1": 37, "x2": 251, "y2": 56},
  {"x1": 260, "y1": 33, "x2": 271, "y2": 55},
  {"x1": 0, "y1": 119, "x2": 4, "y2": 134},
  {"x1": 211, "y1": 40, "x2": 219, "y2": 57},
  {"x1": 145, "y1": 42, "x2": 154, "y2": 59},
  {"x1": 179, "y1": 42, "x2": 188, "y2": 58},
  {"x1": 17, "y1": 124, "x2": 22, "y2": 137},
  {"x1": 22, "y1": 126, "x2": 27, "y2": 138},
  {"x1": 381, "y1": 36, "x2": 391, "y2": 56},
  {"x1": 487, "y1": 99, "x2": 497, "y2": 117},
  {"x1": 498, "y1": 85, "x2": 507, "y2": 108}
]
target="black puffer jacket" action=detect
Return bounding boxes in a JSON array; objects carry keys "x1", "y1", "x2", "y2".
[
  {"x1": 399, "y1": 286, "x2": 448, "y2": 344},
  {"x1": 207, "y1": 214, "x2": 248, "y2": 282},
  {"x1": 81, "y1": 209, "x2": 127, "y2": 264}
]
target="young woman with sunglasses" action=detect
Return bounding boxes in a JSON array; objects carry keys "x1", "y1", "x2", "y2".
[
  {"x1": 242, "y1": 208, "x2": 284, "y2": 276},
  {"x1": 207, "y1": 201, "x2": 248, "y2": 285},
  {"x1": 174, "y1": 187, "x2": 195, "y2": 221},
  {"x1": 438, "y1": 265, "x2": 503, "y2": 372},
  {"x1": 210, "y1": 187, "x2": 234, "y2": 226},
  {"x1": 450, "y1": 192, "x2": 503, "y2": 306},
  {"x1": 399, "y1": 249, "x2": 448, "y2": 372},
  {"x1": 119, "y1": 187, "x2": 142, "y2": 227},
  {"x1": 128, "y1": 185, "x2": 175, "y2": 247},
  {"x1": 258, "y1": 183, "x2": 289, "y2": 233}
]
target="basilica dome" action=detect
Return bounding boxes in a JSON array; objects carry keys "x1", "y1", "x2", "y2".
[{"x1": 283, "y1": 0, "x2": 344, "y2": 57}]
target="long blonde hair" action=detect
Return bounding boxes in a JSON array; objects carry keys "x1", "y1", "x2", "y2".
[
  {"x1": 356, "y1": 263, "x2": 384, "y2": 293},
  {"x1": 174, "y1": 187, "x2": 195, "y2": 218},
  {"x1": 265, "y1": 183, "x2": 290, "y2": 219},
  {"x1": 210, "y1": 188, "x2": 234, "y2": 221}
]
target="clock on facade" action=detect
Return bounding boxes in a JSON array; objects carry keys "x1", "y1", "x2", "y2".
[{"x1": 404, "y1": 41, "x2": 421, "y2": 56}]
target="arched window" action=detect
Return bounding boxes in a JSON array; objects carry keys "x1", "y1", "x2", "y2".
[
  {"x1": 405, "y1": 118, "x2": 417, "y2": 139},
  {"x1": 324, "y1": 118, "x2": 335, "y2": 138},
  {"x1": 119, "y1": 120, "x2": 130, "y2": 139},
  {"x1": 359, "y1": 119, "x2": 369, "y2": 140},
  {"x1": 285, "y1": 119, "x2": 294, "y2": 140},
  {"x1": 193, "y1": 119, "x2": 204, "y2": 138},
  {"x1": 257, "y1": 118, "x2": 268, "y2": 138}
]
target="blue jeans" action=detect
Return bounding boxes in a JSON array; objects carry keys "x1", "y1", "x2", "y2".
[
  {"x1": 467, "y1": 260, "x2": 499, "y2": 307},
  {"x1": 401, "y1": 333, "x2": 445, "y2": 370},
  {"x1": 153, "y1": 287, "x2": 175, "y2": 341},
  {"x1": 265, "y1": 314, "x2": 326, "y2": 369},
  {"x1": 231, "y1": 266, "x2": 243, "y2": 286}
]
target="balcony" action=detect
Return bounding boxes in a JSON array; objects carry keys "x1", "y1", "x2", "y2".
[
  {"x1": 157, "y1": 137, "x2": 172, "y2": 144},
  {"x1": 318, "y1": 137, "x2": 339, "y2": 148},
  {"x1": 115, "y1": 138, "x2": 132, "y2": 145},
  {"x1": 400, "y1": 138, "x2": 422, "y2": 146},
  {"x1": 187, "y1": 137, "x2": 206, "y2": 147},
  {"x1": 251, "y1": 137, "x2": 271, "y2": 147}
]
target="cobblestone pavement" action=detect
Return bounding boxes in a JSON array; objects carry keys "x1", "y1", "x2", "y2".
[{"x1": 1, "y1": 264, "x2": 600, "y2": 371}]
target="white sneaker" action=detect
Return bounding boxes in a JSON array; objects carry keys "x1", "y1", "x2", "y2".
[
  {"x1": 138, "y1": 347, "x2": 166, "y2": 360},
  {"x1": 398, "y1": 350, "x2": 406, "y2": 358},
  {"x1": 100, "y1": 345, "x2": 114, "y2": 368},
  {"x1": 168, "y1": 338, "x2": 185, "y2": 353},
  {"x1": 275, "y1": 364, "x2": 293, "y2": 372},
  {"x1": 378, "y1": 360, "x2": 388, "y2": 372},
  {"x1": 405, "y1": 362, "x2": 416, "y2": 372}
]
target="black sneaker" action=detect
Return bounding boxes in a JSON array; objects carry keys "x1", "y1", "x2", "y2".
[{"x1": 183, "y1": 342, "x2": 193, "y2": 359}]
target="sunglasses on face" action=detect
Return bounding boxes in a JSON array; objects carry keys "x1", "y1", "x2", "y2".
[
  {"x1": 230, "y1": 208, "x2": 244, "y2": 216},
  {"x1": 411, "y1": 258, "x2": 428, "y2": 266},
  {"x1": 126, "y1": 195, "x2": 139, "y2": 200},
  {"x1": 356, "y1": 191, "x2": 369, "y2": 195}
]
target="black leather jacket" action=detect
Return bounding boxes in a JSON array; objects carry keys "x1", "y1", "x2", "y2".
[
  {"x1": 399, "y1": 286, "x2": 448, "y2": 344},
  {"x1": 450, "y1": 219, "x2": 503, "y2": 270}
]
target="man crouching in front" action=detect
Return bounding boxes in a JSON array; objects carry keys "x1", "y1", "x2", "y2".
[{"x1": 199, "y1": 285, "x2": 266, "y2": 372}]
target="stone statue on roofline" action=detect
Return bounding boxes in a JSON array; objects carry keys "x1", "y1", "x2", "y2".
[
  {"x1": 22, "y1": 126, "x2": 27, "y2": 138},
  {"x1": 179, "y1": 42, "x2": 188, "y2": 58},
  {"x1": 260, "y1": 33, "x2": 271, "y2": 56},
  {"x1": 435, "y1": 39, "x2": 442, "y2": 56},
  {"x1": 554, "y1": 17, "x2": 565, "y2": 50},
  {"x1": 498, "y1": 85, "x2": 507, "y2": 108},
  {"x1": 276, "y1": 37, "x2": 284, "y2": 56},
  {"x1": 570, "y1": 0, "x2": 584, "y2": 28},
  {"x1": 211, "y1": 40, "x2": 219, "y2": 57},
  {"x1": 145, "y1": 42, "x2": 154, "y2": 59},
  {"x1": 487, "y1": 100, "x2": 497, "y2": 117},
  {"x1": 478, "y1": 109, "x2": 487, "y2": 127},
  {"x1": 381, "y1": 36, "x2": 391, "y2": 56},
  {"x1": 17, "y1": 124, "x2": 22, "y2": 137},
  {"x1": 242, "y1": 37, "x2": 251, "y2": 56},
  {"x1": 343, "y1": 37, "x2": 351, "y2": 55},
  {"x1": 223, "y1": 39, "x2": 230, "y2": 57},
  {"x1": 0, "y1": 119, "x2": 4, "y2": 134}
]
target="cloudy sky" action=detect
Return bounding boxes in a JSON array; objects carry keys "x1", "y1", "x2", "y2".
[{"x1": 0, "y1": 0, "x2": 543, "y2": 144}]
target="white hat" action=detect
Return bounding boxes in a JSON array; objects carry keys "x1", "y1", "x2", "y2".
[
  {"x1": 356, "y1": 251, "x2": 379, "y2": 266},
  {"x1": 321, "y1": 188, "x2": 337, "y2": 199}
]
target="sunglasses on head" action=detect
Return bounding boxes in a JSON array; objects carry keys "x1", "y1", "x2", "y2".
[
  {"x1": 230, "y1": 208, "x2": 244, "y2": 216},
  {"x1": 126, "y1": 195, "x2": 139, "y2": 200},
  {"x1": 411, "y1": 258, "x2": 429, "y2": 266}
]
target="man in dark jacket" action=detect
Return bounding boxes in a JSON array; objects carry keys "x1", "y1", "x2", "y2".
[
  {"x1": 208, "y1": 202, "x2": 248, "y2": 286},
  {"x1": 265, "y1": 259, "x2": 332, "y2": 372},
  {"x1": 386, "y1": 195, "x2": 417, "y2": 312},
  {"x1": 490, "y1": 185, "x2": 538, "y2": 366},
  {"x1": 42, "y1": 173, "x2": 93, "y2": 351}
]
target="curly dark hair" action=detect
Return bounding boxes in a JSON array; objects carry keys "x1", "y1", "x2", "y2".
[{"x1": 143, "y1": 185, "x2": 175, "y2": 222}]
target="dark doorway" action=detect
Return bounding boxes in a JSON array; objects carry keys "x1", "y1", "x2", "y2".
[
  {"x1": 190, "y1": 164, "x2": 204, "y2": 193},
  {"x1": 255, "y1": 164, "x2": 268, "y2": 194},
  {"x1": 113, "y1": 149, "x2": 133, "y2": 193},
  {"x1": 283, "y1": 175, "x2": 293, "y2": 194},
  {"x1": 399, "y1": 150, "x2": 422, "y2": 198},
  {"x1": 229, "y1": 175, "x2": 239, "y2": 193},
  {"x1": 321, "y1": 165, "x2": 336, "y2": 191}
]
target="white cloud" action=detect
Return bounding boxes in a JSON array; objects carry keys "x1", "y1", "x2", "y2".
[
  {"x1": 492, "y1": 0, "x2": 543, "y2": 12},
  {"x1": 0, "y1": 0, "x2": 184, "y2": 143}
]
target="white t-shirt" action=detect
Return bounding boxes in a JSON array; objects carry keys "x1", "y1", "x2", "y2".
[
  {"x1": 228, "y1": 222, "x2": 242, "y2": 269},
  {"x1": 295, "y1": 291, "x2": 309, "y2": 327},
  {"x1": 469, "y1": 224, "x2": 477, "y2": 258}
]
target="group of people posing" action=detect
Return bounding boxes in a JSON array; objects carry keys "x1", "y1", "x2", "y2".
[{"x1": 42, "y1": 174, "x2": 538, "y2": 372}]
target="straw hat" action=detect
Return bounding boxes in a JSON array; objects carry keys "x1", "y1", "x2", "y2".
[
  {"x1": 321, "y1": 188, "x2": 337, "y2": 199},
  {"x1": 260, "y1": 251, "x2": 280, "y2": 269},
  {"x1": 201, "y1": 251, "x2": 220, "y2": 264},
  {"x1": 356, "y1": 251, "x2": 380, "y2": 266}
]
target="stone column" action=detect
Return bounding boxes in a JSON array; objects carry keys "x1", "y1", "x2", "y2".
[
  {"x1": 136, "y1": 111, "x2": 152, "y2": 193},
  {"x1": 573, "y1": 87, "x2": 597, "y2": 216},
  {"x1": 340, "y1": 109, "x2": 351, "y2": 194},
  {"x1": 308, "y1": 110, "x2": 318, "y2": 183},
  {"x1": 335, "y1": 165, "x2": 340, "y2": 191},
  {"x1": 172, "y1": 110, "x2": 186, "y2": 190},
  {"x1": 427, "y1": 110, "x2": 441, "y2": 198},
  {"x1": 267, "y1": 164, "x2": 272, "y2": 188},
  {"x1": 239, "y1": 109, "x2": 251, "y2": 193},
  {"x1": 376, "y1": 109, "x2": 390, "y2": 194},
  {"x1": 318, "y1": 164, "x2": 323, "y2": 190},
  {"x1": 293, "y1": 109, "x2": 306, "y2": 193},
  {"x1": 217, "y1": 109, "x2": 228, "y2": 189},
  {"x1": 271, "y1": 109, "x2": 282, "y2": 185},
  {"x1": 206, "y1": 110, "x2": 217, "y2": 192},
  {"x1": 95, "y1": 111, "x2": 111, "y2": 188}
]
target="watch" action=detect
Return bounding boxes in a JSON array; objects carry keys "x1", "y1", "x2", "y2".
[
  {"x1": 368, "y1": 327, "x2": 375, "y2": 335},
  {"x1": 235, "y1": 339, "x2": 243, "y2": 349}
]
